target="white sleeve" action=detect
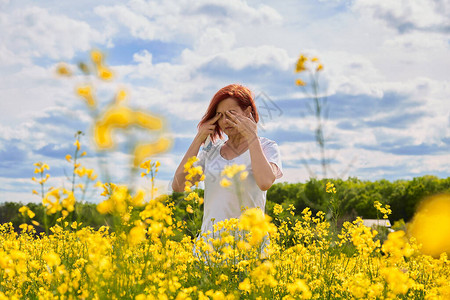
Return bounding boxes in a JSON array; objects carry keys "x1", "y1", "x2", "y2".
[
  {"x1": 194, "y1": 148, "x2": 206, "y2": 171},
  {"x1": 262, "y1": 139, "x2": 283, "y2": 179}
]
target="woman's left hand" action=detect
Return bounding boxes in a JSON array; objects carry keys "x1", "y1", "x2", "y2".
[{"x1": 225, "y1": 111, "x2": 258, "y2": 142}]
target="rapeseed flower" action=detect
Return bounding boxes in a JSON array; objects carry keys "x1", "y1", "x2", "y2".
[
  {"x1": 408, "y1": 194, "x2": 450, "y2": 257},
  {"x1": 76, "y1": 85, "x2": 96, "y2": 107},
  {"x1": 295, "y1": 54, "x2": 307, "y2": 73},
  {"x1": 55, "y1": 63, "x2": 72, "y2": 76}
]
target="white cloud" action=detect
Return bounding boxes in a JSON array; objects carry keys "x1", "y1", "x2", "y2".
[
  {"x1": 0, "y1": 63, "x2": 75, "y2": 125},
  {"x1": 383, "y1": 32, "x2": 449, "y2": 51},
  {"x1": 194, "y1": 28, "x2": 236, "y2": 55},
  {"x1": 94, "y1": 5, "x2": 157, "y2": 41},
  {"x1": 1, "y1": 6, "x2": 104, "y2": 61},
  {"x1": 199, "y1": 45, "x2": 291, "y2": 71},
  {"x1": 94, "y1": 0, "x2": 282, "y2": 44},
  {"x1": 353, "y1": 0, "x2": 450, "y2": 33}
]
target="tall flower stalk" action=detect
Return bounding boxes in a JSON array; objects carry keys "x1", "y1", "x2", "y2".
[{"x1": 295, "y1": 54, "x2": 329, "y2": 178}]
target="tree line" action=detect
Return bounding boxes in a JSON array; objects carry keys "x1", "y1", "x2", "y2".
[{"x1": 1, "y1": 175, "x2": 449, "y2": 233}]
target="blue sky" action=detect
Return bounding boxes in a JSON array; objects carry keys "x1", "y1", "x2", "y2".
[{"x1": 0, "y1": 0, "x2": 449, "y2": 204}]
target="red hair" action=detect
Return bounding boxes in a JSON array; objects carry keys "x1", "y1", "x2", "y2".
[{"x1": 198, "y1": 84, "x2": 259, "y2": 142}]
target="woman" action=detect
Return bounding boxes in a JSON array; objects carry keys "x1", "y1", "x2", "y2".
[{"x1": 172, "y1": 84, "x2": 283, "y2": 237}]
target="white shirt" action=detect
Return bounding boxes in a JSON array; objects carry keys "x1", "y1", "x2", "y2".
[{"x1": 195, "y1": 137, "x2": 283, "y2": 235}]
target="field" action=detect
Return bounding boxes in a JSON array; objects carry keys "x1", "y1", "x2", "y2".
[
  {"x1": 1, "y1": 51, "x2": 449, "y2": 300},
  {"x1": 1, "y1": 158, "x2": 450, "y2": 299}
]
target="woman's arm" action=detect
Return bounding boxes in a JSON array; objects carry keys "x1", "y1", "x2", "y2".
[
  {"x1": 171, "y1": 136, "x2": 204, "y2": 193},
  {"x1": 248, "y1": 141, "x2": 277, "y2": 191},
  {"x1": 172, "y1": 114, "x2": 221, "y2": 192},
  {"x1": 224, "y1": 111, "x2": 277, "y2": 191}
]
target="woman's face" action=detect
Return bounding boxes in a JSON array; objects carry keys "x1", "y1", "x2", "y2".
[{"x1": 215, "y1": 97, "x2": 251, "y2": 136}]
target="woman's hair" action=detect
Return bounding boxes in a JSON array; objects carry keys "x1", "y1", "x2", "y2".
[{"x1": 198, "y1": 84, "x2": 259, "y2": 142}]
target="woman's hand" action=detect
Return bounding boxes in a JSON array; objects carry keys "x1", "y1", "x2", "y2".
[
  {"x1": 225, "y1": 111, "x2": 257, "y2": 143},
  {"x1": 196, "y1": 113, "x2": 221, "y2": 143}
]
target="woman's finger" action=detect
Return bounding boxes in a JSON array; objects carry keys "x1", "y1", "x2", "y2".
[
  {"x1": 208, "y1": 113, "x2": 221, "y2": 124},
  {"x1": 225, "y1": 111, "x2": 240, "y2": 122}
]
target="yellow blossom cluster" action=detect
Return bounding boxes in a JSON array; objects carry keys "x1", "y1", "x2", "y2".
[
  {"x1": 408, "y1": 194, "x2": 450, "y2": 257},
  {"x1": 2, "y1": 188, "x2": 450, "y2": 299},
  {"x1": 294, "y1": 54, "x2": 324, "y2": 86},
  {"x1": 382, "y1": 230, "x2": 414, "y2": 261},
  {"x1": 140, "y1": 160, "x2": 161, "y2": 199},
  {"x1": 326, "y1": 181, "x2": 336, "y2": 194},
  {"x1": 183, "y1": 156, "x2": 205, "y2": 192},
  {"x1": 96, "y1": 184, "x2": 145, "y2": 219},
  {"x1": 220, "y1": 164, "x2": 248, "y2": 187},
  {"x1": 31, "y1": 162, "x2": 50, "y2": 190},
  {"x1": 238, "y1": 208, "x2": 277, "y2": 246},
  {"x1": 59, "y1": 50, "x2": 172, "y2": 168},
  {"x1": 374, "y1": 200, "x2": 392, "y2": 219},
  {"x1": 18, "y1": 205, "x2": 35, "y2": 219},
  {"x1": 42, "y1": 188, "x2": 76, "y2": 217}
]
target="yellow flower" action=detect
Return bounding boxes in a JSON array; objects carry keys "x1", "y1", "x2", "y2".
[
  {"x1": 220, "y1": 178, "x2": 232, "y2": 188},
  {"x1": 116, "y1": 88, "x2": 127, "y2": 103},
  {"x1": 326, "y1": 182, "x2": 336, "y2": 194},
  {"x1": 74, "y1": 140, "x2": 81, "y2": 151},
  {"x1": 133, "y1": 138, "x2": 171, "y2": 167},
  {"x1": 94, "y1": 105, "x2": 166, "y2": 152},
  {"x1": 81, "y1": 151, "x2": 87, "y2": 157},
  {"x1": 286, "y1": 279, "x2": 312, "y2": 299},
  {"x1": 135, "y1": 111, "x2": 164, "y2": 130},
  {"x1": 65, "y1": 154, "x2": 72, "y2": 162},
  {"x1": 43, "y1": 188, "x2": 63, "y2": 214},
  {"x1": 130, "y1": 189, "x2": 145, "y2": 207},
  {"x1": 61, "y1": 189, "x2": 76, "y2": 212},
  {"x1": 97, "y1": 65, "x2": 114, "y2": 80},
  {"x1": 316, "y1": 64, "x2": 323, "y2": 72},
  {"x1": 221, "y1": 164, "x2": 246, "y2": 180},
  {"x1": 239, "y1": 208, "x2": 276, "y2": 246},
  {"x1": 97, "y1": 199, "x2": 113, "y2": 214},
  {"x1": 27, "y1": 210, "x2": 35, "y2": 219},
  {"x1": 57, "y1": 283, "x2": 68, "y2": 295},
  {"x1": 19, "y1": 205, "x2": 34, "y2": 219},
  {"x1": 239, "y1": 278, "x2": 252, "y2": 293},
  {"x1": 186, "y1": 205, "x2": 194, "y2": 214},
  {"x1": 296, "y1": 79, "x2": 307, "y2": 86},
  {"x1": 381, "y1": 267, "x2": 413, "y2": 295},
  {"x1": 185, "y1": 192, "x2": 199, "y2": 202},
  {"x1": 128, "y1": 225, "x2": 147, "y2": 246},
  {"x1": 382, "y1": 230, "x2": 414, "y2": 259},
  {"x1": 295, "y1": 54, "x2": 307, "y2": 73},
  {"x1": 408, "y1": 194, "x2": 450, "y2": 257},
  {"x1": 76, "y1": 85, "x2": 96, "y2": 107},
  {"x1": 90, "y1": 49, "x2": 103, "y2": 65},
  {"x1": 18, "y1": 206, "x2": 28, "y2": 216},
  {"x1": 43, "y1": 252, "x2": 61, "y2": 267},
  {"x1": 273, "y1": 204, "x2": 283, "y2": 215},
  {"x1": 56, "y1": 63, "x2": 72, "y2": 76}
]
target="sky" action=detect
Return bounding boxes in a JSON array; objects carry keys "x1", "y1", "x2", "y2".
[{"x1": 0, "y1": 0, "x2": 449, "y2": 204}]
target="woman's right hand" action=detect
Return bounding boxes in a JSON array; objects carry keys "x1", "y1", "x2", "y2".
[{"x1": 196, "y1": 114, "x2": 221, "y2": 143}]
